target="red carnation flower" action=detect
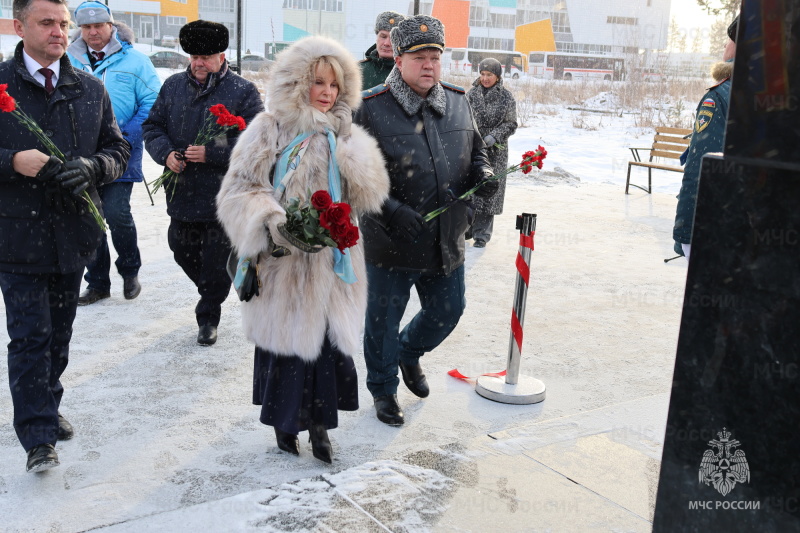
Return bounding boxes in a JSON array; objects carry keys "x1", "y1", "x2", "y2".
[{"x1": 310, "y1": 190, "x2": 333, "y2": 211}]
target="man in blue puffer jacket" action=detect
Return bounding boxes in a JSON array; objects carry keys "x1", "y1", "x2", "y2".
[{"x1": 67, "y1": 1, "x2": 161, "y2": 304}]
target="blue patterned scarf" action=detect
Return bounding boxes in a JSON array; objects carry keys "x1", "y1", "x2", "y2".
[{"x1": 274, "y1": 130, "x2": 356, "y2": 284}]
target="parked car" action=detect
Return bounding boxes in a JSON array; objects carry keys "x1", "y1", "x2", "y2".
[
  {"x1": 148, "y1": 50, "x2": 189, "y2": 69},
  {"x1": 231, "y1": 54, "x2": 273, "y2": 73},
  {"x1": 159, "y1": 35, "x2": 177, "y2": 48}
]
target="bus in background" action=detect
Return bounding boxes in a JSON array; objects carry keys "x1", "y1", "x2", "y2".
[
  {"x1": 528, "y1": 52, "x2": 625, "y2": 81},
  {"x1": 444, "y1": 48, "x2": 528, "y2": 79}
]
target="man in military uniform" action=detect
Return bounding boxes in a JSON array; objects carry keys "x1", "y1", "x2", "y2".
[
  {"x1": 359, "y1": 11, "x2": 405, "y2": 90},
  {"x1": 354, "y1": 15, "x2": 495, "y2": 426},
  {"x1": 673, "y1": 15, "x2": 738, "y2": 260}
]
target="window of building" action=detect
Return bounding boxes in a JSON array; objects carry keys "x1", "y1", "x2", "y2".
[
  {"x1": 282, "y1": 0, "x2": 343, "y2": 11},
  {"x1": 200, "y1": 0, "x2": 235, "y2": 12},
  {"x1": 171, "y1": 0, "x2": 187, "y2": 4},
  {"x1": 467, "y1": 36, "x2": 515, "y2": 51},
  {"x1": 489, "y1": 13, "x2": 516, "y2": 30},
  {"x1": 0, "y1": 0, "x2": 12, "y2": 16},
  {"x1": 469, "y1": 5, "x2": 488, "y2": 27},
  {"x1": 607, "y1": 16, "x2": 638, "y2": 25},
  {"x1": 166, "y1": 16, "x2": 187, "y2": 26}
]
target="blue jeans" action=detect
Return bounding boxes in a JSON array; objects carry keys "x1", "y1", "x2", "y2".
[
  {"x1": 363, "y1": 263, "x2": 466, "y2": 398},
  {"x1": 84, "y1": 181, "x2": 141, "y2": 291},
  {"x1": 0, "y1": 270, "x2": 82, "y2": 451}
]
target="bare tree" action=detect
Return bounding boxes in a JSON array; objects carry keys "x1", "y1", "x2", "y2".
[
  {"x1": 696, "y1": 0, "x2": 741, "y2": 19},
  {"x1": 708, "y1": 15, "x2": 729, "y2": 56}
]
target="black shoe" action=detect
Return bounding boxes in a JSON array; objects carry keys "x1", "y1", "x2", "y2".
[
  {"x1": 373, "y1": 395, "x2": 404, "y2": 426},
  {"x1": 123, "y1": 276, "x2": 141, "y2": 300},
  {"x1": 77, "y1": 288, "x2": 110, "y2": 306},
  {"x1": 197, "y1": 325, "x2": 217, "y2": 346},
  {"x1": 26, "y1": 444, "x2": 59, "y2": 473},
  {"x1": 57, "y1": 413, "x2": 74, "y2": 441},
  {"x1": 473, "y1": 239, "x2": 486, "y2": 248},
  {"x1": 399, "y1": 361, "x2": 430, "y2": 398},
  {"x1": 308, "y1": 424, "x2": 332, "y2": 464},
  {"x1": 274, "y1": 427, "x2": 300, "y2": 456}
]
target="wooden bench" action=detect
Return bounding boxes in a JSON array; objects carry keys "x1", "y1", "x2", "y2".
[{"x1": 625, "y1": 127, "x2": 692, "y2": 194}]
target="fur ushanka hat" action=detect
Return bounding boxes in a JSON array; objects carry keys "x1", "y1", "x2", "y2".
[
  {"x1": 180, "y1": 20, "x2": 229, "y2": 56},
  {"x1": 375, "y1": 11, "x2": 406, "y2": 34}
]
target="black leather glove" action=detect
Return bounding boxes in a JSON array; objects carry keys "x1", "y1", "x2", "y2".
[
  {"x1": 389, "y1": 204, "x2": 424, "y2": 241},
  {"x1": 55, "y1": 157, "x2": 100, "y2": 197},
  {"x1": 44, "y1": 182, "x2": 82, "y2": 215},
  {"x1": 474, "y1": 178, "x2": 499, "y2": 199},
  {"x1": 34, "y1": 155, "x2": 64, "y2": 182}
]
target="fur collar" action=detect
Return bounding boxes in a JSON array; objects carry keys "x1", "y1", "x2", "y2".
[
  {"x1": 711, "y1": 60, "x2": 733, "y2": 83},
  {"x1": 385, "y1": 66, "x2": 446, "y2": 116}
]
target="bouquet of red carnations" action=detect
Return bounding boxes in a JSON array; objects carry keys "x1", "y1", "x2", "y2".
[
  {"x1": 278, "y1": 190, "x2": 359, "y2": 253},
  {"x1": 423, "y1": 146, "x2": 548, "y2": 222},
  {"x1": 150, "y1": 103, "x2": 247, "y2": 198},
  {"x1": 0, "y1": 84, "x2": 106, "y2": 229}
]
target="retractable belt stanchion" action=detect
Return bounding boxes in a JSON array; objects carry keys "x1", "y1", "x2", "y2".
[{"x1": 476, "y1": 213, "x2": 546, "y2": 404}]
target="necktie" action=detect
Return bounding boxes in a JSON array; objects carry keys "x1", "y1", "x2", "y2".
[
  {"x1": 38, "y1": 68, "x2": 54, "y2": 95},
  {"x1": 93, "y1": 51, "x2": 105, "y2": 60}
]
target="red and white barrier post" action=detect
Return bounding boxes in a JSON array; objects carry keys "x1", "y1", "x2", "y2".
[{"x1": 476, "y1": 213, "x2": 546, "y2": 404}]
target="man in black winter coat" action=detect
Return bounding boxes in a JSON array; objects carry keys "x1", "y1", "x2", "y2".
[
  {"x1": 142, "y1": 20, "x2": 263, "y2": 346},
  {"x1": 0, "y1": 0, "x2": 130, "y2": 473},
  {"x1": 354, "y1": 15, "x2": 495, "y2": 426}
]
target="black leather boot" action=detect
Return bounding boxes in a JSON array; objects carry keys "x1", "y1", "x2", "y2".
[
  {"x1": 123, "y1": 276, "x2": 141, "y2": 300},
  {"x1": 274, "y1": 427, "x2": 300, "y2": 455},
  {"x1": 399, "y1": 361, "x2": 430, "y2": 398},
  {"x1": 197, "y1": 325, "x2": 217, "y2": 346},
  {"x1": 77, "y1": 288, "x2": 110, "y2": 306},
  {"x1": 57, "y1": 413, "x2": 74, "y2": 440},
  {"x1": 26, "y1": 444, "x2": 59, "y2": 473},
  {"x1": 373, "y1": 394, "x2": 404, "y2": 426},
  {"x1": 308, "y1": 424, "x2": 332, "y2": 464}
]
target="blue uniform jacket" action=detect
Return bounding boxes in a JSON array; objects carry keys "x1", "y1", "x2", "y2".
[
  {"x1": 67, "y1": 24, "x2": 161, "y2": 183},
  {"x1": 673, "y1": 72, "x2": 732, "y2": 247}
]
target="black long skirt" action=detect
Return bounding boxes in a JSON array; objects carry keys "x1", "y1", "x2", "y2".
[{"x1": 253, "y1": 335, "x2": 359, "y2": 434}]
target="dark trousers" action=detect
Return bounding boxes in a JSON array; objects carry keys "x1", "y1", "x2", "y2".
[
  {"x1": 167, "y1": 218, "x2": 232, "y2": 327},
  {"x1": 0, "y1": 270, "x2": 82, "y2": 451},
  {"x1": 363, "y1": 263, "x2": 466, "y2": 398},
  {"x1": 84, "y1": 182, "x2": 141, "y2": 291},
  {"x1": 470, "y1": 213, "x2": 494, "y2": 242}
]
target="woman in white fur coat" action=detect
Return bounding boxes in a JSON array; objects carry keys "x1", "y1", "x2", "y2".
[{"x1": 217, "y1": 37, "x2": 389, "y2": 463}]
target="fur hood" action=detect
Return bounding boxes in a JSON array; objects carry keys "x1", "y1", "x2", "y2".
[
  {"x1": 267, "y1": 36, "x2": 362, "y2": 134},
  {"x1": 710, "y1": 60, "x2": 733, "y2": 83},
  {"x1": 70, "y1": 21, "x2": 135, "y2": 46}
]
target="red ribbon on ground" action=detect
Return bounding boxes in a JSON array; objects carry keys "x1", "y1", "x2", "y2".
[{"x1": 448, "y1": 369, "x2": 507, "y2": 380}]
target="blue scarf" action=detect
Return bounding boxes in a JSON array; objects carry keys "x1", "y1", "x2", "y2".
[{"x1": 273, "y1": 130, "x2": 356, "y2": 284}]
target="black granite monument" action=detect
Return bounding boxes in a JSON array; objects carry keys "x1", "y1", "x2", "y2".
[{"x1": 653, "y1": 0, "x2": 800, "y2": 531}]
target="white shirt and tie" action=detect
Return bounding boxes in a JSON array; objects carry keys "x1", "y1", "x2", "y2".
[{"x1": 22, "y1": 49, "x2": 60, "y2": 94}]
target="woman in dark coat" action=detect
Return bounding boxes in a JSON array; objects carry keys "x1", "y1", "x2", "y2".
[{"x1": 466, "y1": 58, "x2": 518, "y2": 247}]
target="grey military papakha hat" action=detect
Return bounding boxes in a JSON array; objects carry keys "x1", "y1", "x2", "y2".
[
  {"x1": 375, "y1": 11, "x2": 406, "y2": 34},
  {"x1": 390, "y1": 15, "x2": 445, "y2": 56}
]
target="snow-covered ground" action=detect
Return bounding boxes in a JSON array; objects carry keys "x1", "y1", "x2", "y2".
[{"x1": 0, "y1": 94, "x2": 689, "y2": 531}]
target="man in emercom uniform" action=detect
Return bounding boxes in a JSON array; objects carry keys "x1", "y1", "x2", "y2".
[
  {"x1": 67, "y1": 0, "x2": 161, "y2": 305},
  {"x1": 143, "y1": 20, "x2": 263, "y2": 346},
  {"x1": 354, "y1": 15, "x2": 496, "y2": 426},
  {"x1": 673, "y1": 15, "x2": 738, "y2": 260},
  {"x1": 359, "y1": 11, "x2": 405, "y2": 90},
  {"x1": 0, "y1": 0, "x2": 129, "y2": 472}
]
